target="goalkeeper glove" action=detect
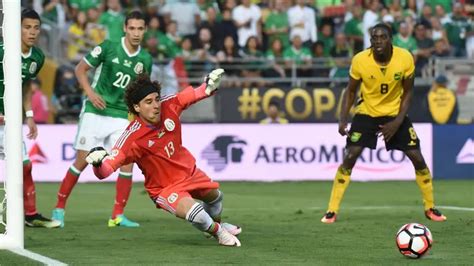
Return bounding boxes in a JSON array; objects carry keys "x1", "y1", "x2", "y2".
[
  {"x1": 85, "y1": 147, "x2": 108, "y2": 167},
  {"x1": 205, "y1": 68, "x2": 225, "y2": 96}
]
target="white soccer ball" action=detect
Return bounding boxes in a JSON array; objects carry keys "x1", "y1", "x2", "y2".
[{"x1": 396, "y1": 223, "x2": 433, "y2": 258}]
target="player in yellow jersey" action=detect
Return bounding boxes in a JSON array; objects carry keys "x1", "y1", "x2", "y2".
[{"x1": 321, "y1": 23, "x2": 447, "y2": 223}]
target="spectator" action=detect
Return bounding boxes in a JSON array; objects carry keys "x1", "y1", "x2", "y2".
[
  {"x1": 393, "y1": 22, "x2": 418, "y2": 54},
  {"x1": 165, "y1": 21, "x2": 183, "y2": 46},
  {"x1": 216, "y1": 35, "x2": 241, "y2": 87},
  {"x1": 194, "y1": 27, "x2": 218, "y2": 64},
  {"x1": 162, "y1": 0, "x2": 201, "y2": 38},
  {"x1": 283, "y1": 34, "x2": 312, "y2": 77},
  {"x1": 432, "y1": 39, "x2": 450, "y2": 58},
  {"x1": 329, "y1": 32, "x2": 352, "y2": 78},
  {"x1": 42, "y1": 0, "x2": 68, "y2": 30},
  {"x1": 362, "y1": 0, "x2": 380, "y2": 49},
  {"x1": 467, "y1": 13, "x2": 474, "y2": 58},
  {"x1": 86, "y1": 8, "x2": 106, "y2": 46},
  {"x1": 344, "y1": 4, "x2": 364, "y2": 54},
  {"x1": 68, "y1": 0, "x2": 101, "y2": 14},
  {"x1": 144, "y1": 15, "x2": 179, "y2": 59},
  {"x1": 287, "y1": 0, "x2": 317, "y2": 46},
  {"x1": 419, "y1": 4, "x2": 433, "y2": 28},
  {"x1": 429, "y1": 17, "x2": 448, "y2": 45},
  {"x1": 260, "y1": 101, "x2": 288, "y2": 124},
  {"x1": 232, "y1": 0, "x2": 262, "y2": 47},
  {"x1": 264, "y1": 0, "x2": 290, "y2": 48},
  {"x1": 414, "y1": 23, "x2": 434, "y2": 77},
  {"x1": 312, "y1": 40, "x2": 326, "y2": 58},
  {"x1": 179, "y1": 37, "x2": 198, "y2": 62},
  {"x1": 30, "y1": 80, "x2": 50, "y2": 124},
  {"x1": 427, "y1": 0, "x2": 452, "y2": 15},
  {"x1": 426, "y1": 75, "x2": 458, "y2": 124},
  {"x1": 67, "y1": 11, "x2": 89, "y2": 62},
  {"x1": 200, "y1": 7, "x2": 220, "y2": 50},
  {"x1": 197, "y1": 0, "x2": 215, "y2": 22},
  {"x1": 434, "y1": 4, "x2": 450, "y2": 25},
  {"x1": 99, "y1": 0, "x2": 125, "y2": 41},
  {"x1": 444, "y1": 2, "x2": 472, "y2": 57},
  {"x1": 264, "y1": 38, "x2": 286, "y2": 79},
  {"x1": 214, "y1": 9, "x2": 238, "y2": 47},
  {"x1": 318, "y1": 23, "x2": 335, "y2": 56},
  {"x1": 239, "y1": 36, "x2": 265, "y2": 87}
]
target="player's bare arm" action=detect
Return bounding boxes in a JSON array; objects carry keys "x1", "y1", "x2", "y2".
[
  {"x1": 75, "y1": 59, "x2": 106, "y2": 110},
  {"x1": 22, "y1": 81, "x2": 37, "y2": 139},
  {"x1": 339, "y1": 76, "x2": 361, "y2": 136},
  {"x1": 379, "y1": 75, "x2": 414, "y2": 142}
]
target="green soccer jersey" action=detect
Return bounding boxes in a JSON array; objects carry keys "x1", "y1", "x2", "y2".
[
  {"x1": 283, "y1": 46, "x2": 312, "y2": 65},
  {"x1": 99, "y1": 10, "x2": 125, "y2": 42},
  {"x1": 393, "y1": 35, "x2": 418, "y2": 54},
  {"x1": 0, "y1": 43, "x2": 45, "y2": 114},
  {"x1": 83, "y1": 38, "x2": 152, "y2": 119}
]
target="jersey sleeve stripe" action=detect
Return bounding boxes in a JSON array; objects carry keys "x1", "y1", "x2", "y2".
[
  {"x1": 83, "y1": 57, "x2": 94, "y2": 68},
  {"x1": 160, "y1": 94, "x2": 176, "y2": 102},
  {"x1": 115, "y1": 120, "x2": 141, "y2": 149}
]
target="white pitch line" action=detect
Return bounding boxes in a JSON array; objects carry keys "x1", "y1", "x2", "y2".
[
  {"x1": 9, "y1": 248, "x2": 67, "y2": 266},
  {"x1": 438, "y1": 205, "x2": 474, "y2": 212},
  {"x1": 226, "y1": 205, "x2": 474, "y2": 212}
]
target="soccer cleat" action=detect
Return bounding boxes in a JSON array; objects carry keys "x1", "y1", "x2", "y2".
[
  {"x1": 221, "y1": 222, "x2": 242, "y2": 236},
  {"x1": 216, "y1": 224, "x2": 241, "y2": 247},
  {"x1": 51, "y1": 208, "x2": 65, "y2": 228},
  {"x1": 108, "y1": 214, "x2": 140, "y2": 228},
  {"x1": 25, "y1": 213, "x2": 61, "y2": 228},
  {"x1": 321, "y1": 211, "x2": 337, "y2": 224},
  {"x1": 425, "y1": 208, "x2": 447, "y2": 222}
]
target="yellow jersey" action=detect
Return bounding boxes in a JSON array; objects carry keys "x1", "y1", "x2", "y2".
[{"x1": 349, "y1": 46, "x2": 415, "y2": 117}]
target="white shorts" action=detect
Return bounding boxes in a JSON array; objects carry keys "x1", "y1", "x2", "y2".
[
  {"x1": 0, "y1": 125, "x2": 29, "y2": 161},
  {"x1": 74, "y1": 112, "x2": 129, "y2": 152}
]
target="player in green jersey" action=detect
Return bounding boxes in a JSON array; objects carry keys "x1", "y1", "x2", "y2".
[
  {"x1": 0, "y1": 9, "x2": 60, "y2": 228},
  {"x1": 52, "y1": 11, "x2": 153, "y2": 228}
]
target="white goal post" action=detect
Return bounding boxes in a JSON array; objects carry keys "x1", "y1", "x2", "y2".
[{"x1": 0, "y1": 0, "x2": 24, "y2": 249}]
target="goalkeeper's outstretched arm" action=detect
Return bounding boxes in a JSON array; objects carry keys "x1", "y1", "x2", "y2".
[
  {"x1": 86, "y1": 147, "x2": 115, "y2": 180},
  {"x1": 177, "y1": 68, "x2": 225, "y2": 109}
]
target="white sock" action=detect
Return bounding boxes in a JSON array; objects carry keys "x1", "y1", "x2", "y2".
[{"x1": 185, "y1": 202, "x2": 214, "y2": 232}]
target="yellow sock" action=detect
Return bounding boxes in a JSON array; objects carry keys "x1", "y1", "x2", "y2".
[
  {"x1": 415, "y1": 168, "x2": 435, "y2": 210},
  {"x1": 327, "y1": 166, "x2": 351, "y2": 213}
]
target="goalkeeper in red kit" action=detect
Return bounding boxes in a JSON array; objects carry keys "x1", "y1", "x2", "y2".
[{"x1": 85, "y1": 69, "x2": 242, "y2": 247}]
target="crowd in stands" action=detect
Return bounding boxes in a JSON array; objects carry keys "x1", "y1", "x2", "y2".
[{"x1": 21, "y1": 0, "x2": 474, "y2": 123}]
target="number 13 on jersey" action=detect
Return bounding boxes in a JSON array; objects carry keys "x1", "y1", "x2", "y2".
[{"x1": 164, "y1": 141, "x2": 175, "y2": 158}]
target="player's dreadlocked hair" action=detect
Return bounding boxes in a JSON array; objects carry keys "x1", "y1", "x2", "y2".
[
  {"x1": 125, "y1": 74, "x2": 161, "y2": 115},
  {"x1": 125, "y1": 10, "x2": 146, "y2": 25},
  {"x1": 21, "y1": 8, "x2": 41, "y2": 23}
]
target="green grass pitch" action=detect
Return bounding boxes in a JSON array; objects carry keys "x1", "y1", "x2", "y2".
[{"x1": 1, "y1": 180, "x2": 473, "y2": 265}]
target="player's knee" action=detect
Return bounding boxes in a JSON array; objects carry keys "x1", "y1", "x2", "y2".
[
  {"x1": 203, "y1": 190, "x2": 223, "y2": 220},
  {"x1": 343, "y1": 148, "x2": 362, "y2": 168},
  {"x1": 185, "y1": 202, "x2": 213, "y2": 231},
  {"x1": 406, "y1": 151, "x2": 426, "y2": 169}
]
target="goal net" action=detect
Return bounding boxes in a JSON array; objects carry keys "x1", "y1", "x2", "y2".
[{"x1": 0, "y1": 0, "x2": 25, "y2": 249}]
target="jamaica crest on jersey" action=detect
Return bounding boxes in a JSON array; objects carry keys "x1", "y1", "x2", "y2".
[{"x1": 134, "y1": 62, "x2": 144, "y2": 74}]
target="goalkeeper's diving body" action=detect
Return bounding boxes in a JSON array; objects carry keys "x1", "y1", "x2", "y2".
[{"x1": 86, "y1": 69, "x2": 242, "y2": 247}]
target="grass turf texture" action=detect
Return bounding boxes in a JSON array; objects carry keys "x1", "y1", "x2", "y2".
[{"x1": 1, "y1": 180, "x2": 473, "y2": 265}]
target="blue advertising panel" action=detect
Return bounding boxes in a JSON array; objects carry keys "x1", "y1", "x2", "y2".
[{"x1": 433, "y1": 125, "x2": 474, "y2": 179}]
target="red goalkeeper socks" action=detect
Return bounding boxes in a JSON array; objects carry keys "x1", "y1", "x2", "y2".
[
  {"x1": 23, "y1": 162, "x2": 37, "y2": 215},
  {"x1": 56, "y1": 166, "x2": 81, "y2": 209},
  {"x1": 112, "y1": 175, "x2": 132, "y2": 219}
]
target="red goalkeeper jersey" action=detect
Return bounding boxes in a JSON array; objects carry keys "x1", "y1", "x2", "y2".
[{"x1": 101, "y1": 84, "x2": 209, "y2": 198}]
